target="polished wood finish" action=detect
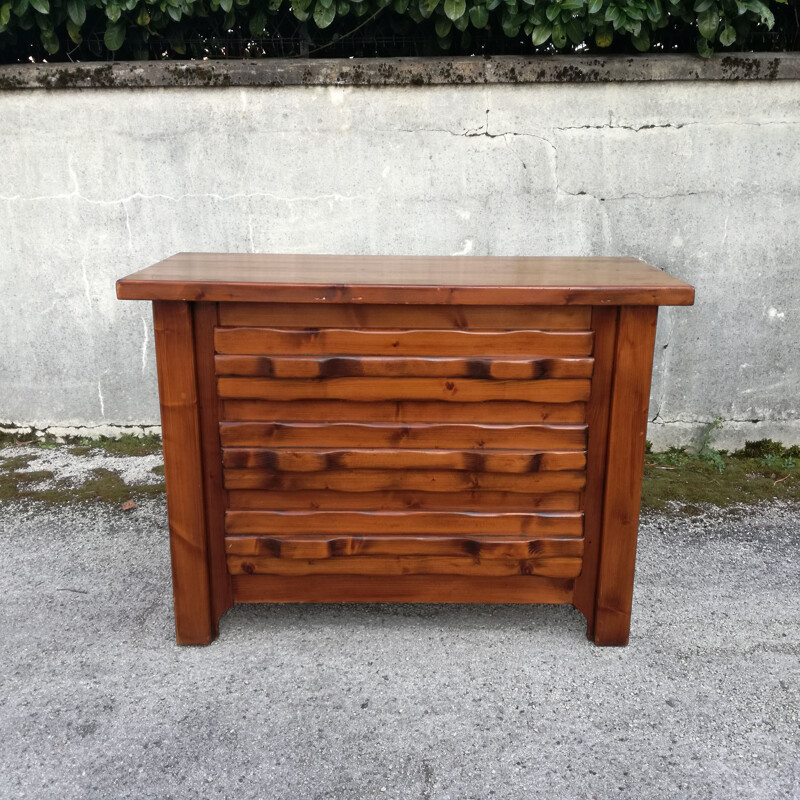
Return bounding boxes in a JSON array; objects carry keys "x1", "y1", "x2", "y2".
[
  {"x1": 117, "y1": 253, "x2": 695, "y2": 306},
  {"x1": 119, "y1": 254, "x2": 693, "y2": 646},
  {"x1": 217, "y1": 376, "x2": 591, "y2": 403},
  {"x1": 214, "y1": 354, "x2": 595, "y2": 379},
  {"x1": 225, "y1": 534, "x2": 584, "y2": 559},
  {"x1": 151, "y1": 301, "x2": 214, "y2": 645},
  {"x1": 221, "y1": 447, "x2": 586, "y2": 473},
  {"x1": 231, "y1": 574, "x2": 576, "y2": 604},
  {"x1": 219, "y1": 421, "x2": 587, "y2": 449},
  {"x1": 224, "y1": 510, "x2": 583, "y2": 536},
  {"x1": 218, "y1": 302, "x2": 592, "y2": 329},
  {"x1": 223, "y1": 468, "x2": 587, "y2": 493},
  {"x1": 571, "y1": 307, "x2": 619, "y2": 638},
  {"x1": 593, "y1": 306, "x2": 659, "y2": 646},
  {"x1": 226, "y1": 489, "x2": 582, "y2": 512},
  {"x1": 192, "y1": 302, "x2": 233, "y2": 634},
  {"x1": 222, "y1": 400, "x2": 587, "y2": 423},
  {"x1": 215, "y1": 327, "x2": 594, "y2": 357}
]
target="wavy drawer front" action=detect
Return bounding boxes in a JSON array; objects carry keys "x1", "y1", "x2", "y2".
[{"x1": 215, "y1": 304, "x2": 593, "y2": 580}]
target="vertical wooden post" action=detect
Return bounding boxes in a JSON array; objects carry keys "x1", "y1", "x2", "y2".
[
  {"x1": 593, "y1": 306, "x2": 658, "y2": 646},
  {"x1": 572, "y1": 306, "x2": 618, "y2": 638},
  {"x1": 192, "y1": 302, "x2": 233, "y2": 634},
  {"x1": 152, "y1": 300, "x2": 214, "y2": 645}
]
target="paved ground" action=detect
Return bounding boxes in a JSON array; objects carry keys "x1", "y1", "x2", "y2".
[{"x1": 1, "y1": 471, "x2": 798, "y2": 799}]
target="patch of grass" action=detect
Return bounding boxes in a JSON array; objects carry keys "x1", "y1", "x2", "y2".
[
  {"x1": 68, "y1": 446, "x2": 92, "y2": 456},
  {"x1": 643, "y1": 445, "x2": 800, "y2": 513},
  {"x1": 0, "y1": 430, "x2": 162, "y2": 456},
  {"x1": 0, "y1": 464, "x2": 164, "y2": 505},
  {"x1": 0, "y1": 454, "x2": 35, "y2": 470},
  {"x1": 151, "y1": 465, "x2": 165, "y2": 476}
]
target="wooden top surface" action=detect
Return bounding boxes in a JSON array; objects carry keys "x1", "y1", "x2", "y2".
[{"x1": 116, "y1": 253, "x2": 694, "y2": 306}]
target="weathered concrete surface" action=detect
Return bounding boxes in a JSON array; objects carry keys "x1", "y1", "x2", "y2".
[
  {"x1": 1, "y1": 73, "x2": 798, "y2": 447},
  {"x1": 2, "y1": 53, "x2": 799, "y2": 91},
  {"x1": 0, "y1": 490, "x2": 798, "y2": 798}
]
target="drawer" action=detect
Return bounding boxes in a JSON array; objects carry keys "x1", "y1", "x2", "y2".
[{"x1": 214, "y1": 303, "x2": 592, "y2": 580}]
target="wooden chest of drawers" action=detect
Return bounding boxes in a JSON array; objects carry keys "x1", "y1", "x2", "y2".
[{"x1": 117, "y1": 253, "x2": 693, "y2": 646}]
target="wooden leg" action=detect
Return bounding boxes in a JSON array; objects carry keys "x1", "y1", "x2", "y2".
[
  {"x1": 572, "y1": 307, "x2": 618, "y2": 639},
  {"x1": 153, "y1": 301, "x2": 216, "y2": 645},
  {"x1": 592, "y1": 306, "x2": 658, "y2": 646}
]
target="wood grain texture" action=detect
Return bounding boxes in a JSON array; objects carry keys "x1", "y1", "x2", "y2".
[
  {"x1": 214, "y1": 354, "x2": 595, "y2": 380},
  {"x1": 225, "y1": 510, "x2": 583, "y2": 536},
  {"x1": 593, "y1": 306, "x2": 659, "y2": 646},
  {"x1": 152, "y1": 301, "x2": 213, "y2": 645},
  {"x1": 117, "y1": 253, "x2": 695, "y2": 306},
  {"x1": 226, "y1": 489, "x2": 582, "y2": 512},
  {"x1": 192, "y1": 302, "x2": 233, "y2": 633},
  {"x1": 225, "y1": 534, "x2": 584, "y2": 559},
  {"x1": 215, "y1": 327, "x2": 594, "y2": 357},
  {"x1": 231, "y1": 574, "x2": 575, "y2": 603},
  {"x1": 218, "y1": 303, "x2": 592, "y2": 329},
  {"x1": 217, "y1": 376, "x2": 591, "y2": 403},
  {"x1": 219, "y1": 421, "x2": 588, "y2": 449},
  {"x1": 224, "y1": 468, "x2": 587, "y2": 493},
  {"x1": 572, "y1": 307, "x2": 618, "y2": 638},
  {"x1": 227, "y1": 554, "x2": 583, "y2": 579},
  {"x1": 222, "y1": 400, "x2": 586, "y2": 424},
  {"x1": 221, "y1": 447, "x2": 586, "y2": 473}
]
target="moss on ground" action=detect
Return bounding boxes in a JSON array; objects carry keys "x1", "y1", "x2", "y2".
[
  {"x1": 642, "y1": 439, "x2": 800, "y2": 513},
  {"x1": 0, "y1": 464, "x2": 165, "y2": 505},
  {"x1": 0, "y1": 431, "x2": 162, "y2": 456}
]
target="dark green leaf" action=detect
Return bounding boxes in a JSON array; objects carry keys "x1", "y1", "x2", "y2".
[
  {"x1": 631, "y1": 27, "x2": 649, "y2": 48},
  {"x1": 719, "y1": 24, "x2": 736, "y2": 44},
  {"x1": 313, "y1": 0, "x2": 336, "y2": 26},
  {"x1": 693, "y1": 0, "x2": 713, "y2": 10},
  {"x1": 392, "y1": 0, "x2": 409, "y2": 12},
  {"x1": 625, "y1": 5, "x2": 643, "y2": 19},
  {"x1": 11, "y1": 0, "x2": 27, "y2": 16},
  {"x1": 104, "y1": 20, "x2": 125, "y2": 50},
  {"x1": 469, "y1": 4, "x2": 488, "y2": 26},
  {"x1": 41, "y1": 27, "x2": 59, "y2": 52},
  {"x1": 136, "y1": 5, "x2": 149, "y2": 23},
  {"x1": 501, "y1": 12, "x2": 519, "y2": 34},
  {"x1": 645, "y1": 0, "x2": 661, "y2": 22},
  {"x1": 443, "y1": 0, "x2": 465, "y2": 19},
  {"x1": 565, "y1": 17, "x2": 583, "y2": 39},
  {"x1": 485, "y1": 0, "x2": 501, "y2": 10},
  {"x1": 545, "y1": 3, "x2": 560, "y2": 20},
  {"x1": 595, "y1": 22, "x2": 613, "y2": 44},
  {"x1": 453, "y1": 9, "x2": 468, "y2": 27},
  {"x1": 0, "y1": 1, "x2": 10, "y2": 25},
  {"x1": 28, "y1": 0, "x2": 47, "y2": 13},
  {"x1": 696, "y1": 34, "x2": 713, "y2": 56},
  {"x1": 434, "y1": 14, "x2": 451, "y2": 34},
  {"x1": 697, "y1": 7, "x2": 718, "y2": 38},
  {"x1": 337, "y1": 0, "x2": 350, "y2": 13},
  {"x1": 551, "y1": 19, "x2": 566, "y2": 44},
  {"x1": 166, "y1": 4, "x2": 181, "y2": 20},
  {"x1": 106, "y1": 3, "x2": 122, "y2": 21},
  {"x1": 418, "y1": 0, "x2": 438, "y2": 18},
  {"x1": 66, "y1": 0, "x2": 86, "y2": 24},
  {"x1": 66, "y1": 17, "x2": 82, "y2": 41},
  {"x1": 530, "y1": 21, "x2": 551, "y2": 42},
  {"x1": 219, "y1": 0, "x2": 232, "y2": 11},
  {"x1": 588, "y1": 0, "x2": 602, "y2": 13}
]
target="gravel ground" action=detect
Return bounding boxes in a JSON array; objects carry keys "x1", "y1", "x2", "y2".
[{"x1": 0, "y1": 453, "x2": 798, "y2": 800}]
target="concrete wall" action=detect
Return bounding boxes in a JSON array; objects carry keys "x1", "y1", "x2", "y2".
[{"x1": 1, "y1": 57, "x2": 798, "y2": 449}]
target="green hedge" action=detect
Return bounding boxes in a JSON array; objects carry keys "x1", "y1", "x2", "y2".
[{"x1": 0, "y1": 0, "x2": 787, "y2": 60}]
